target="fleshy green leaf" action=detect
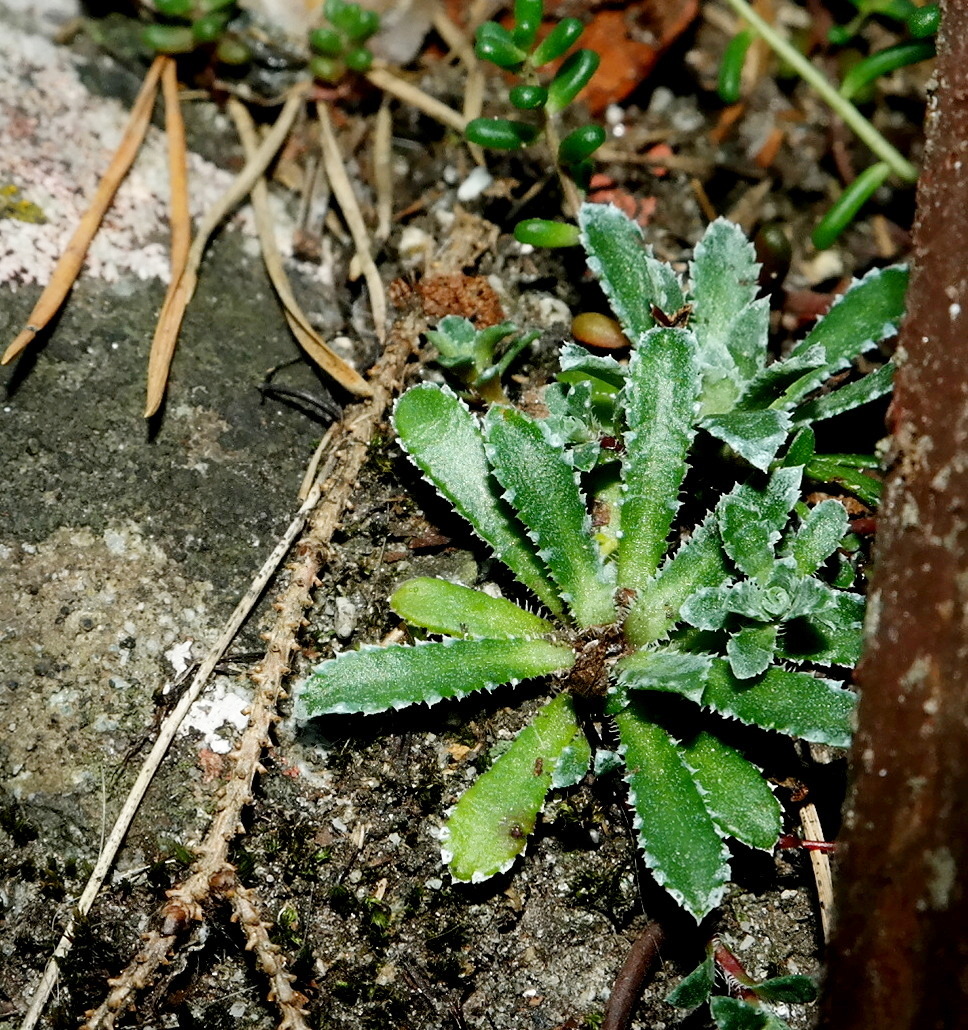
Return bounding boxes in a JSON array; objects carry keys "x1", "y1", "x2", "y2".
[
  {"x1": 579, "y1": 203, "x2": 685, "y2": 339},
  {"x1": 624, "y1": 518, "x2": 730, "y2": 646},
  {"x1": 616, "y1": 705, "x2": 730, "y2": 919},
  {"x1": 666, "y1": 953, "x2": 715, "y2": 1009},
  {"x1": 444, "y1": 693, "x2": 585, "y2": 880},
  {"x1": 792, "y1": 360, "x2": 894, "y2": 426},
  {"x1": 295, "y1": 637, "x2": 575, "y2": 718},
  {"x1": 616, "y1": 649, "x2": 712, "y2": 703},
  {"x1": 752, "y1": 975, "x2": 818, "y2": 1004},
  {"x1": 683, "y1": 732, "x2": 782, "y2": 850},
  {"x1": 701, "y1": 410, "x2": 792, "y2": 472},
  {"x1": 688, "y1": 218, "x2": 766, "y2": 398},
  {"x1": 736, "y1": 345, "x2": 828, "y2": 412},
  {"x1": 394, "y1": 385, "x2": 562, "y2": 615},
  {"x1": 557, "y1": 342, "x2": 627, "y2": 391},
  {"x1": 781, "y1": 264, "x2": 908, "y2": 407},
  {"x1": 484, "y1": 405, "x2": 616, "y2": 627},
  {"x1": 789, "y1": 499, "x2": 849, "y2": 575},
  {"x1": 726, "y1": 624, "x2": 778, "y2": 679},
  {"x1": 390, "y1": 578, "x2": 554, "y2": 638},
  {"x1": 710, "y1": 996, "x2": 772, "y2": 1030},
  {"x1": 701, "y1": 659, "x2": 855, "y2": 746},
  {"x1": 618, "y1": 327, "x2": 700, "y2": 590}
]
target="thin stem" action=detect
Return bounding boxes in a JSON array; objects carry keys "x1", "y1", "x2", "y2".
[
  {"x1": 541, "y1": 109, "x2": 582, "y2": 219},
  {"x1": 719, "y1": 0, "x2": 919, "y2": 182}
]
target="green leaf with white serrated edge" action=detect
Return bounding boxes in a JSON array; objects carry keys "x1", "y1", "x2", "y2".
[
  {"x1": 579, "y1": 203, "x2": 684, "y2": 339},
  {"x1": 552, "y1": 733, "x2": 593, "y2": 788},
  {"x1": 736, "y1": 345, "x2": 828, "y2": 412},
  {"x1": 394, "y1": 384, "x2": 562, "y2": 616},
  {"x1": 710, "y1": 996, "x2": 773, "y2": 1030},
  {"x1": 788, "y1": 499, "x2": 849, "y2": 575},
  {"x1": 558, "y1": 342, "x2": 627, "y2": 391},
  {"x1": 683, "y1": 732, "x2": 782, "y2": 850},
  {"x1": 616, "y1": 648, "x2": 712, "y2": 703},
  {"x1": 751, "y1": 975, "x2": 818, "y2": 1004},
  {"x1": 777, "y1": 592, "x2": 865, "y2": 667},
  {"x1": 726, "y1": 624, "x2": 778, "y2": 679},
  {"x1": 666, "y1": 953, "x2": 715, "y2": 1009},
  {"x1": 688, "y1": 219, "x2": 764, "y2": 395},
  {"x1": 779, "y1": 264, "x2": 907, "y2": 409},
  {"x1": 718, "y1": 467, "x2": 802, "y2": 581},
  {"x1": 701, "y1": 410, "x2": 792, "y2": 472},
  {"x1": 390, "y1": 578, "x2": 553, "y2": 638},
  {"x1": 792, "y1": 360, "x2": 894, "y2": 427},
  {"x1": 484, "y1": 405, "x2": 616, "y2": 628},
  {"x1": 701, "y1": 659, "x2": 855, "y2": 747},
  {"x1": 444, "y1": 692, "x2": 585, "y2": 881},
  {"x1": 619, "y1": 327, "x2": 700, "y2": 590},
  {"x1": 616, "y1": 705, "x2": 730, "y2": 920},
  {"x1": 294, "y1": 637, "x2": 575, "y2": 719},
  {"x1": 624, "y1": 518, "x2": 731, "y2": 646}
]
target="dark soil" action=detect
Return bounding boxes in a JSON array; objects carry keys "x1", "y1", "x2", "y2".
[{"x1": 0, "y1": 2, "x2": 927, "y2": 1027}]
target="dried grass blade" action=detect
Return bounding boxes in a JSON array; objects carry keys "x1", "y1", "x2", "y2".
[
  {"x1": 3, "y1": 56, "x2": 167, "y2": 365},
  {"x1": 373, "y1": 98, "x2": 394, "y2": 244},
  {"x1": 316, "y1": 101, "x2": 387, "y2": 344},
  {"x1": 365, "y1": 64, "x2": 467, "y2": 133},
  {"x1": 144, "y1": 83, "x2": 309, "y2": 417},
  {"x1": 227, "y1": 98, "x2": 372, "y2": 397}
]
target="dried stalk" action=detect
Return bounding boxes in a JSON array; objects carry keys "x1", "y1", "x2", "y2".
[
  {"x1": 800, "y1": 801, "x2": 833, "y2": 941},
  {"x1": 364, "y1": 64, "x2": 467, "y2": 133},
  {"x1": 316, "y1": 101, "x2": 387, "y2": 343},
  {"x1": 372, "y1": 98, "x2": 394, "y2": 244},
  {"x1": 227, "y1": 98, "x2": 372, "y2": 398},
  {"x1": 3, "y1": 56, "x2": 167, "y2": 365},
  {"x1": 144, "y1": 83, "x2": 309, "y2": 417},
  {"x1": 80, "y1": 314, "x2": 421, "y2": 1029}
]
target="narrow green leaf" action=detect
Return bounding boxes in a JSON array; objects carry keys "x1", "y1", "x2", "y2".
[
  {"x1": 752, "y1": 975, "x2": 818, "y2": 1004},
  {"x1": 789, "y1": 499, "x2": 849, "y2": 575},
  {"x1": 792, "y1": 360, "x2": 894, "y2": 426},
  {"x1": 484, "y1": 406, "x2": 616, "y2": 627},
  {"x1": 295, "y1": 637, "x2": 574, "y2": 718},
  {"x1": 701, "y1": 659, "x2": 855, "y2": 747},
  {"x1": 617, "y1": 706, "x2": 730, "y2": 919},
  {"x1": 558, "y1": 342, "x2": 627, "y2": 390},
  {"x1": 804, "y1": 454, "x2": 883, "y2": 507},
  {"x1": 579, "y1": 202, "x2": 685, "y2": 339},
  {"x1": 726, "y1": 624, "x2": 778, "y2": 679},
  {"x1": 616, "y1": 649, "x2": 712, "y2": 703},
  {"x1": 689, "y1": 218, "x2": 765, "y2": 391},
  {"x1": 701, "y1": 410, "x2": 792, "y2": 472},
  {"x1": 394, "y1": 385, "x2": 562, "y2": 615},
  {"x1": 619, "y1": 327, "x2": 700, "y2": 589},
  {"x1": 684, "y1": 732, "x2": 782, "y2": 850},
  {"x1": 666, "y1": 953, "x2": 715, "y2": 1009},
  {"x1": 390, "y1": 578, "x2": 554, "y2": 638},
  {"x1": 783, "y1": 265, "x2": 908, "y2": 406},
  {"x1": 624, "y1": 518, "x2": 730, "y2": 646},
  {"x1": 710, "y1": 996, "x2": 772, "y2": 1030},
  {"x1": 444, "y1": 693, "x2": 585, "y2": 880}
]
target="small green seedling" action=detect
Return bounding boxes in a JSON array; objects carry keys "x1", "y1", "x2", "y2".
[
  {"x1": 424, "y1": 316, "x2": 539, "y2": 403},
  {"x1": 294, "y1": 202, "x2": 906, "y2": 920},
  {"x1": 308, "y1": 0, "x2": 380, "y2": 82},
  {"x1": 466, "y1": 0, "x2": 605, "y2": 234},
  {"x1": 142, "y1": 0, "x2": 245, "y2": 60},
  {"x1": 667, "y1": 938, "x2": 817, "y2": 1029}
]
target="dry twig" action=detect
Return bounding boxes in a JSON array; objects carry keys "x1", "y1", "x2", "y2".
[
  {"x1": 3, "y1": 56, "x2": 167, "y2": 365},
  {"x1": 800, "y1": 801, "x2": 834, "y2": 941},
  {"x1": 364, "y1": 64, "x2": 467, "y2": 133},
  {"x1": 227, "y1": 98, "x2": 372, "y2": 398}
]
